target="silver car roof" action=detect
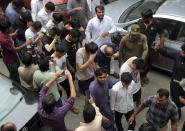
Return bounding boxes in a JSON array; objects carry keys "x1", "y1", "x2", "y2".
[{"x1": 155, "y1": 0, "x2": 185, "y2": 22}]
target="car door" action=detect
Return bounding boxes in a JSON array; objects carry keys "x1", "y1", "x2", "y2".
[{"x1": 153, "y1": 18, "x2": 182, "y2": 72}]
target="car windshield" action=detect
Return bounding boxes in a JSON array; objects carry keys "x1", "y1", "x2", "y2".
[
  {"x1": 55, "y1": 4, "x2": 67, "y2": 12},
  {"x1": 0, "y1": 75, "x2": 23, "y2": 120},
  {"x1": 125, "y1": 0, "x2": 166, "y2": 22}
]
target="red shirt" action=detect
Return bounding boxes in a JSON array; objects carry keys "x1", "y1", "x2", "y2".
[{"x1": 0, "y1": 32, "x2": 18, "y2": 64}]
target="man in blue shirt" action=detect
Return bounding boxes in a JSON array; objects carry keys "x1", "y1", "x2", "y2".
[
  {"x1": 94, "y1": 43, "x2": 119, "y2": 77},
  {"x1": 89, "y1": 68, "x2": 118, "y2": 131}
]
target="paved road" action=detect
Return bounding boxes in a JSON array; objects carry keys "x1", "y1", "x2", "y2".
[{"x1": 0, "y1": 58, "x2": 184, "y2": 130}]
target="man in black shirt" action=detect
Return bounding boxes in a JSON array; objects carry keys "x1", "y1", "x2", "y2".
[
  {"x1": 63, "y1": 29, "x2": 81, "y2": 80},
  {"x1": 137, "y1": 9, "x2": 164, "y2": 84},
  {"x1": 154, "y1": 43, "x2": 185, "y2": 119},
  {"x1": 42, "y1": 27, "x2": 60, "y2": 56}
]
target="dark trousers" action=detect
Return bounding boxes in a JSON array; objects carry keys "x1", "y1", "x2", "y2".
[
  {"x1": 141, "y1": 51, "x2": 155, "y2": 78},
  {"x1": 115, "y1": 110, "x2": 136, "y2": 131},
  {"x1": 5, "y1": 60, "x2": 20, "y2": 84},
  {"x1": 78, "y1": 77, "x2": 94, "y2": 98},
  {"x1": 60, "y1": 79, "x2": 71, "y2": 98},
  {"x1": 56, "y1": 98, "x2": 63, "y2": 107},
  {"x1": 133, "y1": 88, "x2": 141, "y2": 104}
]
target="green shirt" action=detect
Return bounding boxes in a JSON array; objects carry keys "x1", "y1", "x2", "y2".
[{"x1": 33, "y1": 66, "x2": 61, "y2": 101}]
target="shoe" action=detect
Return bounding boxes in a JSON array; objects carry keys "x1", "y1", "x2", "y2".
[
  {"x1": 110, "y1": 72, "x2": 119, "y2": 79},
  {"x1": 70, "y1": 107, "x2": 79, "y2": 114},
  {"x1": 144, "y1": 77, "x2": 149, "y2": 84}
]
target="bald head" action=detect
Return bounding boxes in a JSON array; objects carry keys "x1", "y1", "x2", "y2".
[
  {"x1": 1, "y1": 122, "x2": 17, "y2": 131},
  {"x1": 104, "y1": 46, "x2": 114, "y2": 57}
]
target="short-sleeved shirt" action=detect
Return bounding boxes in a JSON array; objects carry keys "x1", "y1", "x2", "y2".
[
  {"x1": 0, "y1": 32, "x2": 18, "y2": 64},
  {"x1": 142, "y1": 95, "x2": 179, "y2": 128},
  {"x1": 76, "y1": 48, "x2": 94, "y2": 81},
  {"x1": 137, "y1": 19, "x2": 163, "y2": 50},
  {"x1": 42, "y1": 35, "x2": 55, "y2": 56},
  {"x1": 95, "y1": 43, "x2": 116, "y2": 74},
  {"x1": 63, "y1": 39, "x2": 78, "y2": 68}
]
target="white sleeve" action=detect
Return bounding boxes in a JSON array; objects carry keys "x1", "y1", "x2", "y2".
[
  {"x1": 31, "y1": 0, "x2": 37, "y2": 21},
  {"x1": 110, "y1": 87, "x2": 117, "y2": 111},
  {"x1": 108, "y1": 18, "x2": 116, "y2": 34},
  {"x1": 85, "y1": 20, "x2": 93, "y2": 43}
]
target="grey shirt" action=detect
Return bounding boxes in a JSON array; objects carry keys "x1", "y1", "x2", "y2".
[{"x1": 67, "y1": 0, "x2": 91, "y2": 27}]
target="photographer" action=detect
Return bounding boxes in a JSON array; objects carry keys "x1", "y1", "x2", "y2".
[{"x1": 25, "y1": 21, "x2": 44, "y2": 64}]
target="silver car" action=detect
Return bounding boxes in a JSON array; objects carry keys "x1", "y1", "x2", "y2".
[
  {"x1": 112, "y1": 0, "x2": 185, "y2": 72},
  {"x1": 0, "y1": 73, "x2": 40, "y2": 130}
]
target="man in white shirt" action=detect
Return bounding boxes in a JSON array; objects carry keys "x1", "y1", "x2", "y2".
[
  {"x1": 51, "y1": 43, "x2": 79, "y2": 113},
  {"x1": 31, "y1": 0, "x2": 44, "y2": 21},
  {"x1": 37, "y1": 2, "x2": 55, "y2": 33},
  {"x1": 110, "y1": 72, "x2": 136, "y2": 131},
  {"x1": 25, "y1": 21, "x2": 44, "y2": 64},
  {"x1": 120, "y1": 57, "x2": 146, "y2": 107},
  {"x1": 85, "y1": 5, "x2": 116, "y2": 47},
  {"x1": 46, "y1": 13, "x2": 64, "y2": 32}
]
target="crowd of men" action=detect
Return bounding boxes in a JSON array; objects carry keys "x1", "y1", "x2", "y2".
[{"x1": 0, "y1": 0, "x2": 185, "y2": 131}]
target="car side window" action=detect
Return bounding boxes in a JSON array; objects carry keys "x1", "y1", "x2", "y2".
[
  {"x1": 157, "y1": 18, "x2": 181, "y2": 40},
  {"x1": 177, "y1": 23, "x2": 185, "y2": 42}
]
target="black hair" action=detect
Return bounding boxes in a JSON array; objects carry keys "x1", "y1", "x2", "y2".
[
  {"x1": 95, "y1": 5, "x2": 104, "y2": 13},
  {"x1": 85, "y1": 42, "x2": 98, "y2": 54},
  {"x1": 38, "y1": 56, "x2": 50, "y2": 72},
  {"x1": 181, "y1": 43, "x2": 185, "y2": 52},
  {"x1": 139, "y1": 123, "x2": 157, "y2": 131},
  {"x1": 1, "y1": 123, "x2": 15, "y2": 131},
  {"x1": 12, "y1": 0, "x2": 25, "y2": 9},
  {"x1": 53, "y1": 13, "x2": 63, "y2": 23},
  {"x1": 121, "y1": 72, "x2": 132, "y2": 84},
  {"x1": 141, "y1": 9, "x2": 153, "y2": 19},
  {"x1": 48, "y1": 27, "x2": 60, "y2": 37},
  {"x1": 20, "y1": 11, "x2": 32, "y2": 22},
  {"x1": 39, "y1": 125, "x2": 54, "y2": 131},
  {"x1": 68, "y1": 18, "x2": 81, "y2": 29},
  {"x1": 0, "y1": 18, "x2": 11, "y2": 33},
  {"x1": 55, "y1": 43, "x2": 68, "y2": 53},
  {"x1": 69, "y1": 29, "x2": 80, "y2": 38},
  {"x1": 83, "y1": 104, "x2": 96, "y2": 123},
  {"x1": 132, "y1": 58, "x2": 146, "y2": 70},
  {"x1": 95, "y1": 67, "x2": 107, "y2": 77},
  {"x1": 45, "y1": 2, "x2": 55, "y2": 11},
  {"x1": 42, "y1": 93, "x2": 56, "y2": 114},
  {"x1": 157, "y1": 88, "x2": 169, "y2": 99},
  {"x1": 32, "y1": 21, "x2": 42, "y2": 30},
  {"x1": 21, "y1": 52, "x2": 33, "y2": 66}
]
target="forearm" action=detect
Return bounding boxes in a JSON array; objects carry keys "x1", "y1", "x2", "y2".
[
  {"x1": 46, "y1": 75, "x2": 57, "y2": 88},
  {"x1": 45, "y1": 39, "x2": 56, "y2": 52},
  {"x1": 160, "y1": 34, "x2": 165, "y2": 48},
  {"x1": 171, "y1": 123, "x2": 177, "y2": 131},
  {"x1": 78, "y1": 59, "x2": 93, "y2": 71},
  {"x1": 68, "y1": 78, "x2": 76, "y2": 98},
  {"x1": 14, "y1": 40, "x2": 31, "y2": 52},
  {"x1": 113, "y1": 52, "x2": 119, "y2": 58},
  {"x1": 142, "y1": 46, "x2": 148, "y2": 60},
  {"x1": 131, "y1": 104, "x2": 144, "y2": 118},
  {"x1": 66, "y1": 58, "x2": 73, "y2": 70}
]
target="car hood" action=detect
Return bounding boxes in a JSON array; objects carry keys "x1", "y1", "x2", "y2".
[
  {"x1": 105, "y1": 0, "x2": 140, "y2": 22},
  {"x1": 0, "y1": 91, "x2": 38, "y2": 130}
]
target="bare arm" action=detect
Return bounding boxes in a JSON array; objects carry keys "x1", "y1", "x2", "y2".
[
  {"x1": 171, "y1": 123, "x2": 177, "y2": 131},
  {"x1": 128, "y1": 104, "x2": 144, "y2": 125},
  {"x1": 65, "y1": 70, "x2": 76, "y2": 98},
  {"x1": 142, "y1": 36, "x2": 148, "y2": 60},
  {"x1": 46, "y1": 70, "x2": 63, "y2": 87},
  {"x1": 44, "y1": 35, "x2": 58, "y2": 52},
  {"x1": 13, "y1": 39, "x2": 32, "y2": 52},
  {"x1": 77, "y1": 52, "x2": 97, "y2": 72}
]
